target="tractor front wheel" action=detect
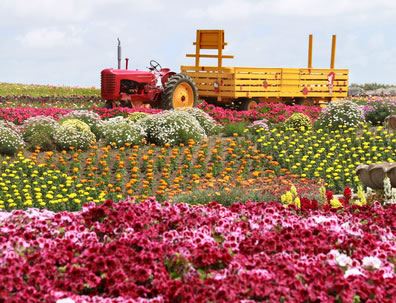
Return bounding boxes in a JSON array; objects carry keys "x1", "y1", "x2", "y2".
[
  {"x1": 104, "y1": 100, "x2": 114, "y2": 109},
  {"x1": 162, "y1": 73, "x2": 198, "y2": 109}
]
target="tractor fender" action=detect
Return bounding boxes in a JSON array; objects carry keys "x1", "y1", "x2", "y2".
[{"x1": 161, "y1": 71, "x2": 176, "y2": 88}]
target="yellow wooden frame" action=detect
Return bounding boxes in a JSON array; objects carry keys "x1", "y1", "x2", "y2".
[{"x1": 182, "y1": 30, "x2": 349, "y2": 103}]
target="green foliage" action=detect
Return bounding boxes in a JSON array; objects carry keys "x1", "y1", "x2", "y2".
[
  {"x1": 172, "y1": 187, "x2": 283, "y2": 206},
  {"x1": 0, "y1": 124, "x2": 24, "y2": 155},
  {"x1": 21, "y1": 116, "x2": 57, "y2": 141},
  {"x1": 103, "y1": 120, "x2": 145, "y2": 148},
  {"x1": 364, "y1": 101, "x2": 396, "y2": 125},
  {"x1": 127, "y1": 112, "x2": 149, "y2": 122},
  {"x1": 223, "y1": 121, "x2": 250, "y2": 137},
  {"x1": 24, "y1": 124, "x2": 57, "y2": 151},
  {"x1": 138, "y1": 111, "x2": 206, "y2": 145},
  {"x1": 284, "y1": 112, "x2": 312, "y2": 131},
  {"x1": 315, "y1": 100, "x2": 365, "y2": 131}
]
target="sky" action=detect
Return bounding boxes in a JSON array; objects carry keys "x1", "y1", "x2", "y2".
[{"x1": 1, "y1": 0, "x2": 396, "y2": 88}]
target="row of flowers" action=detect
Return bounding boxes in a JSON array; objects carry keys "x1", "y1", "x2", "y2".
[
  {"x1": 0, "y1": 135, "x2": 293, "y2": 212},
  {"x1": 0, "y1": 198, "x2": 394, "y2": 302},
  {"x1": 0, "y1": 102, "x2": 320, "y2": 126},
  {"x1": 0, "y1": 97, "x2": 394, "y2": 127},
  {"x1": 256, "y1": 123, "x2": 396, "y2": 192},
  {"x1": 0, "y1": 83, "x2": 99, "y2": 97}
]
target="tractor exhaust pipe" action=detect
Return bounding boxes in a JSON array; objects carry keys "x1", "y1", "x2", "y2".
[{"x1": 117, "y1": 38, "x2": 121, "y2": 69}]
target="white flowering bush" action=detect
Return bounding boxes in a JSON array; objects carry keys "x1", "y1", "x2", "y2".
[
  {"x1": 138, "y1": 111, "x2": 206, "y2": 145},
  {"x1": 175, "y1": 107, "x2": 221, "y2": 135},
  {"x1": 0, "y1": 120, "x2": 21, "y2": 134},
  {"x1": 21, "y1": 116, "x2": 57, "y2": 139},
  {"x1": 20, "y1": 116, "x2": 58, "y2": 151},
  {"x1": 316, "y1": 100, "x2": 365, "y2": 130},
  {"x1": 60, "y1": 110, "x2": 104, "y2": 139},
  {"x1": 53, "y1": 119, "x2": 95, "y2": 150},
  {"x1": 0, "y1": 124, "x2": 24, "y2": 155},
  {"x1": 102, "y1": 120, "x2": 145, "y2": 148}
]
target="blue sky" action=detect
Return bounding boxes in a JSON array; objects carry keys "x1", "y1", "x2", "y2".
[{"x1": 1, "y1": 0, "x2": 396, "y2": 87}]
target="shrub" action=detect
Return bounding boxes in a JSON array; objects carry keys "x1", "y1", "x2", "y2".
[
  {"x1": 24, "y1": 124, "x2": 58, "y2": 151},
  {"x1": 102, "y1": 120, "x2": 145, "y2": 148},
  {"x1": 246, "y1": 118, "x2": 270, "y2": 139},
  {"x1": 0, "y1": 124, "x2": 24, "y2": 155},
  {"x1": 223, "y1": 121, "x2": 250, "y2": 137},
  {"x1": 127, "y1": 112, "x2": 149, "y2": 123},
  {"x1": 60, "y1": 110, "x2": 104, "y2": 139},
  {"x1": 0, "y1": 120, "x2": 21, "y2": 133},
  {"x1": 362, "y1": 99, "x2": 396, "y2": 125},
  {"x1": 138, "y1": 111, "x2": 206, "y2": 145},
  {"x1": 315, "y1": 100, "x2": 365, "y2": 130},
  {"x1": 176, "y1": 107, "x2": 222, "y2": 135},
  {"x1": 284, "y1": 112, "x2": 312, "y2": 131},
  {"x1": 53, "y1": 119, "x2": 95, "y2": 150},
  {"x1": 21, "y1": 116, "x2": 57, "y2": 140},
  {"x1": 171, "y1": 188, "x2": 278, "y2": 206}
]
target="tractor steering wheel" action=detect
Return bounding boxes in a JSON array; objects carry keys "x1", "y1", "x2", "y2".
[{"x1": 149, "y1": 60, "x2": 162, "y2": 72}]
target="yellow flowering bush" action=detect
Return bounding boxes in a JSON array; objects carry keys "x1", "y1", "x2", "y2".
[
  {"x1": 53, "y1": 119, "x2": 95, "y2": 150},
  {"x1": 284, "y1": 112, "x2": 312, "y2": 131}
]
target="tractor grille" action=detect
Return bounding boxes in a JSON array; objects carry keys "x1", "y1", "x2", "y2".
[{"x1": 101, "y1": 72, "x2": 116, "y2": 94}]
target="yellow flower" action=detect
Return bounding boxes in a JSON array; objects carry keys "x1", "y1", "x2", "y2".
[
  {"x1": 330, "y1": 198, "x2": 343, "y2": 209},
  {"x1": 294, "y1": 197, "x2": 301, "y2": 209}
]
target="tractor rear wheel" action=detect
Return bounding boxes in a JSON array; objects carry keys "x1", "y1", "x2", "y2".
[{"x1": 162, "y1": 73, "x2": 198, "y2": 109}]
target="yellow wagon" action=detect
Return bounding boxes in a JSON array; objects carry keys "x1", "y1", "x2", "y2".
[{"x1": 181, "y1": 30, "x2": 349, "y2": 109}]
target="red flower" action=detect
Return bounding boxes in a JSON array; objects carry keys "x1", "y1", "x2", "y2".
[
  {"x1": 344, "y1": 186, "x2": 352, "y2": 204},
  {"x1": 326, "y1": 190, "x2": 334, "y2": 203}
]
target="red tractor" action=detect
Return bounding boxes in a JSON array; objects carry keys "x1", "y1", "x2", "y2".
[{"x1": 101, "y1": 39, "x2": 198, "y2": 109}]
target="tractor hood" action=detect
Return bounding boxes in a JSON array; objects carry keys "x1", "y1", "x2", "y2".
[{"x1": 102, "y1": 68, "x2": 156, "y2": 84}]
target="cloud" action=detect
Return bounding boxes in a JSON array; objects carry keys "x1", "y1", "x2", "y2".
[
  {"x1": 1, "y1": 0, "x2": 396, "y2": 86},
  {"x1": 186, "y1": 0, "x2": 396, "y2": 23},
  {"x1": 17, "y1": 27, "x2": 82, "y2": 49}
]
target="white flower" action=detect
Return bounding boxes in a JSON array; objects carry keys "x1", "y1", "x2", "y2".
[
  {"x1": 344, "y1": 268, "x2": 365, "y2": 278},
  {"x1": 328, "y1": 249, "x2": 352, "y2": 267},
  {"x1": 336, "y1": 254, "x2": 353, "y2": 267},
  {"x1": 362, "y1": 256, "x2": 382, "y2": 270},
  {"x1": 56, "y1": 298, "x2": 75, "y2": 303}
]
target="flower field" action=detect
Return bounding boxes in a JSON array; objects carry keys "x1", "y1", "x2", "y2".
[
  {"x1": 0, "y1": 83, "x2": 395, "y2": 302},
  {"x1": 1, "y1": 199, "x2": 395, "y2": 302}
]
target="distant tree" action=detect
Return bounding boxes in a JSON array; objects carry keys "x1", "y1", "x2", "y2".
[{"x1": 350, "y1": 83, "x2": 395, "y2": 90}]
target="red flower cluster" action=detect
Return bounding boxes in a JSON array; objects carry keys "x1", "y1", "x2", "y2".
[
  {"x1": 0, "y1": 107, "x2": 71, "y2": 124},
  {"x1": 0, "y1": 199, "x2": 395, "y2": 302},
  {"x1": 197, "y1": 102, "x2": 322, "y2": 124}
]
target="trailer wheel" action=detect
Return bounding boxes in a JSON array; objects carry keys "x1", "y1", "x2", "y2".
[
  {"x1": 296, "y1": 98, "x2": 313, "y2": 106},
  {"x1": 239, "y1": 98, "x2": 258, "y2": 111},
  {"x1": 162, "y1": 73, "x2": 198, "y2": 109}
]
